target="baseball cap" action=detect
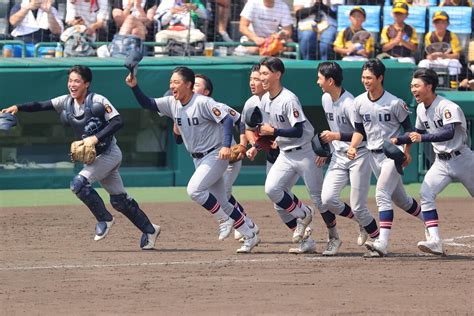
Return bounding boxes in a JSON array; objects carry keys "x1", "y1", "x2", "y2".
[
  {"x1": 349, "y1": 6, "x2": 366, "y2": 18},
  {"x1": 432, "y1": 11, "x2": 449, "y2": 22},
  {"x1": 392, "y1": 2, "x2": 409, "y2": 14}
]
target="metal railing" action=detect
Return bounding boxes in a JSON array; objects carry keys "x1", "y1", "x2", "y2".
[{"x1": 0, "y1": 40, "x2": 26, "y2": 57}]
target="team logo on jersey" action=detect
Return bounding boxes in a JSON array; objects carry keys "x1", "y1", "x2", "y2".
[
  {"x1": 444, "y1": 109, "x2": 452, "y2": 120},
  {"x1": 212, "y1": 107, "x2": 221, "y2": 117},
  {"x1": 105, "y1": 104, "x2": 112, "y2": 113},
  {"x1": 401, "y1": 102, "x2": 409, "y2": 112},
  {"x1": 293, "y1": 109, "x2": 299, "y2": 118},
  {"x1": 229, "y1": 109, "x2": 236, "y2": 117}
]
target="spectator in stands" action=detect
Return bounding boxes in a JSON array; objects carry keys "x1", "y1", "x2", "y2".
[
  {"x1": 294, "y1": 0, "x2": 340, "y2": 60},
  {"x1": 216, "y1": 0, "x2": 232, "y2": 42},
  {"x1": 418, "y1": 11, "x2": 462, "y2": 76},
  {"x1": 153, "y1": 0, "x2": 208, "y2": 56},
  {"x1": 9, "y1": 0, "x2": 63, "y2": 57},
  {"x1": 239, "y1": 0, "x2": 293, "y2": 55},
  {"x1": 65, "y1": 0, "x2": 109, "y2": 38},
  {"x1": 440, "y1": 0, "x2": 472, "y2": 6},
  {"x1": 333, "y1": 6, "x2": 374, "y2": 61},
  {"x1": 112, "y1": 0, "x2": 158, "y2": 40},
  {"x1": 379, "y1": 2, "x2": 418, "y2": 64}
]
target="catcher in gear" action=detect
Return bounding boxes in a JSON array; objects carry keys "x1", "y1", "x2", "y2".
[{"x1": 0, "y1": 65, "x2": 160, "y2": 250}]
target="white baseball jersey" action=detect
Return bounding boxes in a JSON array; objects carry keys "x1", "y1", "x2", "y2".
[
  {"x1": 260, "y1": 88, "x2": 314, "y2": 151},
  {"x1": 321, "y1": 90, "x2": 365, "y2": 152},
  {"x1": 153, "y1": 94, "x2": 228, "y2": 153},
  {"x1": 353, "y1": 91, "x2": 410, "y2": 150},
  {"x1": 415, "y1": 95, "x2": 469, "y2": 154}
]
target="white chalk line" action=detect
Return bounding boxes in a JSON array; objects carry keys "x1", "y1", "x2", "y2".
[{"x1": 1, "y1": 234, "x2": 472, "y2": 272}]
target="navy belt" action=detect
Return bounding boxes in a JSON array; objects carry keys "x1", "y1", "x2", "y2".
[
  {"x1": 437, "y1": 150, "x2": 461, "y2": 161},
  {"x1": 371, "y1": 149, "x2": 384, "y2": 154},
  {"x1": 283, "y1": 146, "x2": 302, "y2": 153},
  {"x1": 191, "y1": 145, "x2": 219, "y2": 159}
]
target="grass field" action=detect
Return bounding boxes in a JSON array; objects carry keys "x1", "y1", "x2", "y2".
[{"x1": 0, "y1": 183, "x2": 471, "y2": 208}]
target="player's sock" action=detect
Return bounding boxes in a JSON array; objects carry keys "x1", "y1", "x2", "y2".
[
  {"x1": 229, "y1": 195, "x2": 246, "y2": 215},
  {"x1": 320, "y1": 211, "x2": 339, "y2": 239},
  {"x1": 285, "y1": 218, "x2": 297, "y2": 231},
  {"x1": 404, "y1": 198, "x2": 423, "y2": 221},
  {"x1": 378, "y1": 210, "x2": 394, "y2": 243},
  {"x1": 422, "y1": 209, "x2": 440, "y2": 241},
  {"x1": 339, "y1": 203, "x2": 355, "y2": 220},
  {"x1": 202, "y1": 193, "x2": 228, "y2": 221},
  {"x1": 276, "y1": 192, "x2": 306, "y2": 218},
  {"x1": 230, "y1": 207, "x2": 253, "y2": 238},
  {"x1": 364, "y1": 218, "x2": 380, "y2": 239}
]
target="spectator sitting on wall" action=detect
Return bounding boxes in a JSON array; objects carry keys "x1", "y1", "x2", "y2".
[
  {"x1": 65, "y1": 0, "x2": 109, "y2": 39},
  {"x1": 216, "y1": 0, "x2": 232, "y2": 42},
  {"x1": 238, "y1": 0, "x2": 293, "y2": 55},
  {"x1": 153, "y1": 0, "x2": 208, "y2": 56},
  {"x1": 418, "y1": 11, "x2": 463, "y2": 76},
  {"x1": 8, "y1": 0, "x2": 63, "y2": 57},
  {"x1": 379, "y1": 2, "x2": 418, "y2": 64},
  {"x1": 333, "y1": 6, "x2": 374, "y2": 61},
  {"x1": 112, "y1": 0, "x2": 158, "y2": 41}
]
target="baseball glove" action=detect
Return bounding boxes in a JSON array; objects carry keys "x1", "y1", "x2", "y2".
[
  {"x1": 254, "y1": 134, "x2": 275, "y2": 153},
  {"x1": 229, "y1": 144, "x2": 246, "y2": 163},
  {"x1": 70, "y1": 140, "x2": 96, "y2": 164}
]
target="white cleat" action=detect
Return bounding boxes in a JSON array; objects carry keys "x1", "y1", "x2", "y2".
[
  {"x1": 322, "y1": 238, "x2": 342, "y2": 256},
  {"x1": 357, "y1": 225, "x2": 369, "y2": 246},
  {"x1": 365, "y1": 239, "x2": 388, "y2": 257},
  {"x1": 218, "y1": 217, "x2": 234, "y2": 241},
  {"x1": 292, "y1": 206, "x2": 314, "y2": 243},
  {"x1": 289, "y1": 236, "x2": 316, "y2": 254},
  {"x1": 94, "y1": 217, "x2": 115, "y2": 241},
  {"x1": 236, "y1": 234, "x2": 260, "y2": 253},
  {"x1": 417, "y1": 239, "x2": 445, "y2": 256},
  {"x1": 140, "y1": 224, "x2": 161, "y2": 250},
  {"x1": 363, "y1": 250, "x2": 383, "y2": 258}
]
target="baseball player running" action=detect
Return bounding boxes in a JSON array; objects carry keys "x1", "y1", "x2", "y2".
[
  {"x1": 316, "y1": 61, "x2": 380, "y2": 256},
  {"x1": 1, "y1": 65, "x2": 160, "y2": 250},
  {"x1": 394, "y1": 68, "x2": 474, "y2": 255},
  {"x1": 181, "y1": 73, "x2": 258, "y2": 242},
  {"x1": 243, "y1": 65, "x2": 314, "y2": 253},
  {"x1": 126, "y1": 66, "x2": 259, "y2": 253},
  {"x1": 256, "y1": 57, "x2": 319, "y2": 251},
  {"x1": 347, "y1": 59, "x2": 424, "y2": 257}
]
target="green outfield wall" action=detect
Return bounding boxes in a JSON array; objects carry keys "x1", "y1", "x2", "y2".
[{"x1": 0, "y1": 57, "x2": 472, "y2": 189}]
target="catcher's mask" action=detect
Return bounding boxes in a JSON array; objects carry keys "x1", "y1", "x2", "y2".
[
  {"x1": 382, "y1": 140, "x2": 406, "y2": 175},
  {"x1": 0, "y1": 113, "x2": 17, "y2": 131}
]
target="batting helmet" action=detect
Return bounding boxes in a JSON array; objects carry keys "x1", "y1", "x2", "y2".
[
  {"x1": 382, "y1": 140, "x2": 406, "y2": 175},
  {"x1": 0, "y1": 113, "x2": 17, "y2": 131},
  {"x1": 245, "y1": 106, "x2": 270, "y2": 129},
  {"x1": 311, "y1": 133, "x2": 331, "y2": 157}
]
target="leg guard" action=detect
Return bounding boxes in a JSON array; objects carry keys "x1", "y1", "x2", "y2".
[
  {"x1": 70, "y1": 174, "x2": 112, "y2": 222},
  {"x1": 110, "y1": 193, "x2": 155, "y2": 234}
]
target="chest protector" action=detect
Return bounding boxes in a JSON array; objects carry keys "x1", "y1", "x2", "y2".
[{"x1": 63, "y1": 92, "x2": 113, "y2": 155}]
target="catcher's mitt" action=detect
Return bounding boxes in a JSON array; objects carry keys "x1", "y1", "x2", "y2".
[
  {"x1": 352, "y1": 30, "x2": 371, "y2": 45},
  {"x1": 254, "y1": 134, "x2": 276, "y2": 153},
  {"x1": 70, "y1": 140, "x2": 96, "y2": 164},
  {"x1": 425, "y1": 42, "x2": 451, "y2": 55},
  {"x1": 229, "y1": 144, "x2": 246, "y2": 163}
]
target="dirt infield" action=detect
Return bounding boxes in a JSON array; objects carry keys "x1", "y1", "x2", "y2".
[{"x1": 1, "y1": 198, "x2": 472, "y2": 315}]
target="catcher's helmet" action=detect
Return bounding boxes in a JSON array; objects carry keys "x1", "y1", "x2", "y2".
[
  {"x1": 0, "y1": 113, "x2": 17, "y2": 131},
  {"x1": 382, "y1": 140, "x2": 406, "y2": 175},
  {"x1": 311, "y1": 133, "x2": 331, "y2": 157}
]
